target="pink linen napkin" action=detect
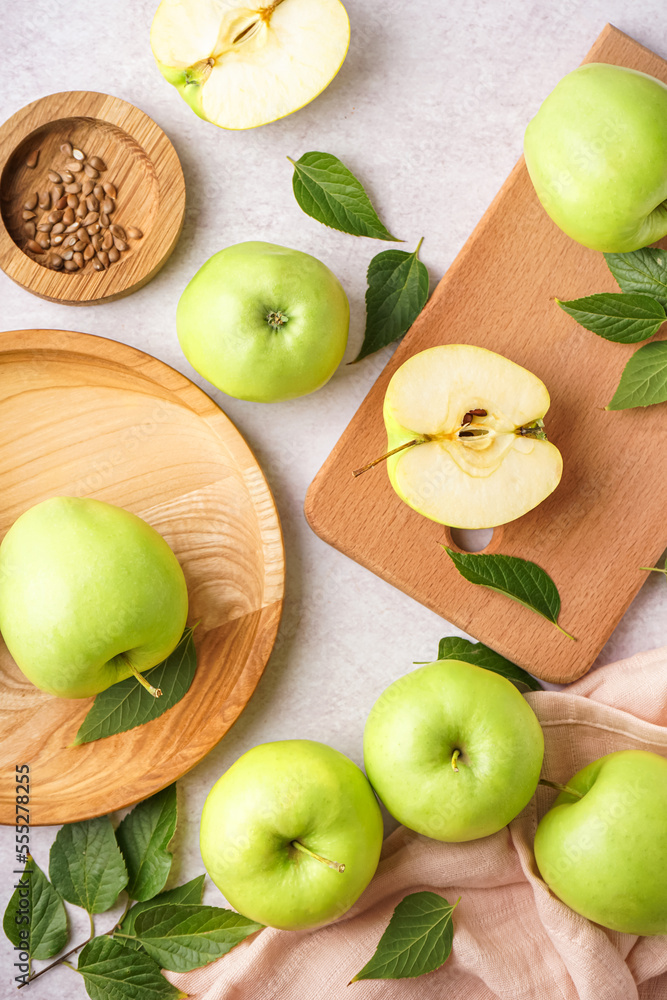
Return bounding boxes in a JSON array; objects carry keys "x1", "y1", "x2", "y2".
[{"x1": 166, "y1": 646, "x2": 667, "y2": 999}]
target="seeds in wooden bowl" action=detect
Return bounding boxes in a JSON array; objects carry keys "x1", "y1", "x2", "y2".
[{"x1": 20, "y1": 141, "x2": 143, "y2": 274}]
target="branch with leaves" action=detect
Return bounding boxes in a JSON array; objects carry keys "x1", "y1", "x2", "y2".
[{"x1": 3, "y1": 785, "x2": 260, "y2": 998}]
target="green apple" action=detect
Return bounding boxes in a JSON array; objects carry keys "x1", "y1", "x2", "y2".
[
  {"x1": 150, "y1": 0, "x2": 350, "y2": 130},
  {"x1": 363, "y1": 659, "x2": 544, "y2": 842},
  {"x1": 199, "y1": 739, "x2": 383, "y2": 930},
  {"x1": 177, "y1": 242, "x2": 350, "y2": 402},
  {"x1": 0, "y1": 497, "x2": 188, "y2": 699},
  {"x1": 524, "y1": 63, "x2": 667, "y2": 252},
  {"x1": 534, "y1": 750, "x2": 667, "y2": 934},
  {"x1": 362, "y1": 344, "x2": 562, "y2": 529}
]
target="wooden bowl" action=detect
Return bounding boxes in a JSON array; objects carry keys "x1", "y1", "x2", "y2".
[
  {"x1": 0, "y1": 92, "x2": 185, "y2": 305},
  {"x1": 0, "y1": 329, "x2": 284, "y2": 825}
]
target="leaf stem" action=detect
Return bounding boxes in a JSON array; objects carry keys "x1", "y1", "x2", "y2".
[
  {"x1": 353, "y1": 439, "x2": 420, "y2": 477},
  {"x1": 291, "y1": 840, "x2": 345, "y2": 873},
  {"x1": 17, "y1": 936, "x2": 93, "y2": 989},
  {"x1": 640, "y1": 566, "x2": 667, "y2": 575},
  {"x1": 115, "y1": 897, "x2": 133, "y2": 929},
  {"x1": 552, "y1": 621, "x2": 576, "y2": 641},
  {"x1": 89, "y1": 912, "x2": 95, "y2": 938},
  {"x1": 539, "y1": 778, "x2": 584, "y2": 799}
]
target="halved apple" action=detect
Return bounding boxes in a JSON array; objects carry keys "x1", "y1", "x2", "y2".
[
  {"x1": 150, "y1": 0, "x2": 350, "y2": 130},
  {"x1": 376, "y1": 345, "x2": 562, "y2": 529}
]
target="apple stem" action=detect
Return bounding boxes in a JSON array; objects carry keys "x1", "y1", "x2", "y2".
[
  {"x1": 352, "y1": 439, "x2": 421, "y2": 477},
  {"x1": 539, "y1": 778, "x2": 584, "y2": 799},
  {"x1": 127, "y1": 661, "x2": 162, "y2": 698},
  {"x1": 291, "y1": 840, "x2": 345, "y2": 873},
  {"x1": 451, "y1": 749, "x2": 461, "y2": 772}
]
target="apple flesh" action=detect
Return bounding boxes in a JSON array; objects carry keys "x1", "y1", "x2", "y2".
[
  {"x1": 380, "y1": 345, "x2": 562, "y2": 528},
  {"x1": 534, "y1": 750, "x2": 667, "y2": 935},
  {"x1": 0, "y1": 497, "x2": 188, "y2": 699},
  {"x1": 177, "y1": 241, "x2": 349, "y2": 402},
  {"x1": 524, "y1": 63, "x2": 667, "y2": 252},
  {"x1": 363, "y1": 659, "x2": 545, "y2": 842},
  {"x1": 150, "y1": 0, "x2": 350, "y2": 130},
  {"x1": 199, "y1": 739, "x2": 383, "y2": 930}
]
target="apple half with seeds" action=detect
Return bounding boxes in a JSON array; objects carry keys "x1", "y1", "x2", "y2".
[
  {"x1": 363, "y1": 345, "x2": 562, "y2": 529},
  {"x1": 150, "y1": 0, "x2": 350, "y2": 130}
]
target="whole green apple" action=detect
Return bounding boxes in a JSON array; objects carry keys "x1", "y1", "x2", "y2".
[
  {"x1": 524, "y1": 63, "x2": 667, "y2": 252},
  {"x1": 176, "y1": 242, "x2": 349, "y2": 402},
  {"x1": 534, "y1": 749, "x2": 667, "y2": 935},
  {"x1": 0, "y1": 497, "x2": 188, "y2": 698},
  {"x1": 199, "y1": 739, "x2": 383, "y2": 930},
  {"x1": 363, "y1": 659, "x2": 544, "y2": 841}
]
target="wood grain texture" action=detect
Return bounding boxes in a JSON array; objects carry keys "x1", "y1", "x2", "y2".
[
  {"x1": 0, "y1": 329, "x2": 284, "y2": 825},
  {"x1": 0, "y1": 91, "x2": 185, "y2": 304},
  {"x1": 305, "y1": 25, "x2": 667, "y2": 684}
]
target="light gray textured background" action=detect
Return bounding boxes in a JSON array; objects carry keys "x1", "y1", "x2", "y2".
[{"x1": 1, "y1": 2, "x2": 666, "y2": 997}]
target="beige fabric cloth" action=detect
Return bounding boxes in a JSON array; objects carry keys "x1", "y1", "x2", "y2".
[{"x1": 167, "y1": 647, "x2": 667, "y2": 1000}]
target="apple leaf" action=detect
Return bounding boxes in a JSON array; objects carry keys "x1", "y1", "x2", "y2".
[
  {"x1": 350, "y1": 892, "x2": 458, "y2": 982},
  {"x1": 353, "y1": 240, "x2": 430, "y2": 362},
  {"x1": 288, "y1": 152, "x2": 400, "y2": 241},
  {"x1": 434, "y1": 636, "x2": 542, "y2": 692},
  {"x1": 443, "y1": 547, "x2": 574, "y2": 640},
  {"x1": 128, "y1": 903, "x2": 263, "y2": 973},
  {"x1": 3, "y1": 855, "x2": 68, "y2": 960},
  {"x1": 72, "y1": 627, "x2": 197, "y2": 746},
  {"x1": 556, "y1": 292, "x2": 666, "y2": 343},
  {"x1": 49, "y1": 816, "x2": 128, "y2": 914},
  {"x1": 606, "y1": 341, "x2": 667, "y2": 410},
  {"x1": 604, "y1": 248, "x2": 667, "y2": 307},
  {"x1": 116, "y1": 785, "x2": 177, "y2": 902},
  {"x1": 77, "y1": 935, "x2": 185, "y2": 1000},
  {"x1": 118, "y1": 875, "x2": 206, "y2": 951}
]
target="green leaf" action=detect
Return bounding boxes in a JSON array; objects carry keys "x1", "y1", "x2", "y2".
[
  {"x1": 288, "y1": 152, "x2": 400, "y2": 241},
  {"x1": 73, "y1": 628, "x2": 197, "y2": 746},
  {"x1": 77, "y1": 936, "x2": 184, "y2": 1000},
  {"x1": 605, "y1": 248, "x2": 667, "y2": 307},
  {"x1": 353, "y1": 240, "x2": 429, "y2": 361},
  {"x1": 119, "y1": 876, "x2": 206, "y2": 950},
  {"x1": 350, "y1": 892, "x2": 458, "y2": 982},
  {"x1": 3, "y1": 856, "x2": 67, "y2": 960},
  {"x1": 49, "y1": 817, "x2": 128, "y2": 914},
  {"x1": 607, "y1": 341, "x2": 667, "y2": 410},
  {"x1": 131, "y1": 903, "x2": 263, "y2": 972},
  {"x1": 556, "y1": 292, "x2": 666, "y2": 343},
  {"x1": 116, "y1": 785, "x2": 177, "y2": 901},
  {"x1": 443, "y1": 547, "x2": 574, "y2": 640},
  {"x1": 434, "y1": 636, "x2": 542, "y2": 691}
]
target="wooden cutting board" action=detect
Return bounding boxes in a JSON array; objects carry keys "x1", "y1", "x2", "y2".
[
  {"x1": 305, "y1": 25, "x2": 667, "y2": 684},
  {"x1": 0, "y1": 330, "x2": 284, "y2": 825}
]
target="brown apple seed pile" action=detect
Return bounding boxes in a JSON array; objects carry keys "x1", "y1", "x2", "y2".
[{"x1": 22, "y1": 142, "x2": 142, "y2": 273}]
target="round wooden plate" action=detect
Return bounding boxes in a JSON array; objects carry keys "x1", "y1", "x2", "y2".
[
  {"x1": 0, "y1": 330, "x2": 284, "y2": 825},
  {"x1": 0, "y1": 92, "x2": 185, "y2": 304}
]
